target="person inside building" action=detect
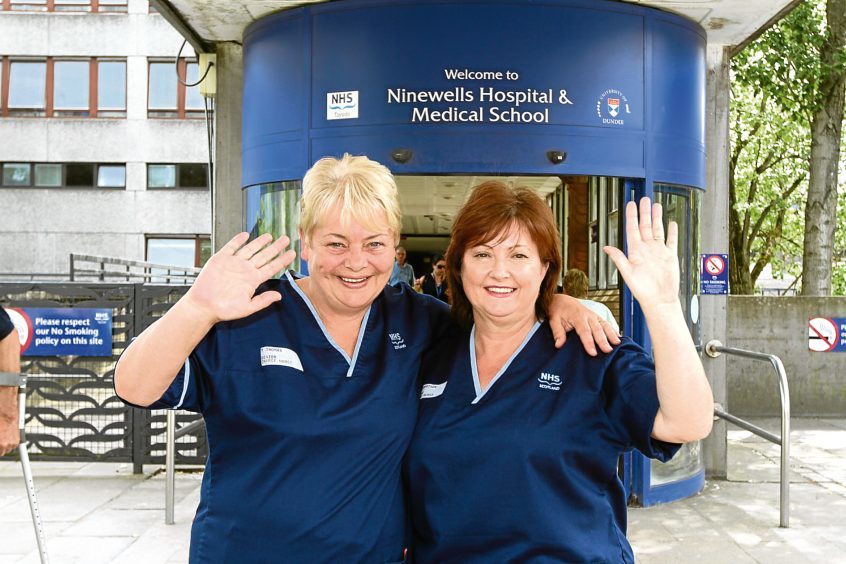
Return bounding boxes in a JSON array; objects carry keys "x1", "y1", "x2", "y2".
[
  {"x1": 405, "y1": 182, "x2": 713, "y2": 563},
  {"x1": 114, "y1": 155, "x2": 620, "y2": 562},
  {"x1": 0, "y1": 306, "x2": 21, "y2": 457},
  {"x1": 562, "y1": 267, "x2": 621, "y2": 333},
  {"x1": 389, "y1": 245, "x2": 415, "y2": 287},
  {"x1": 416, "y1": 254, "x2": 449, "y2": 302}
]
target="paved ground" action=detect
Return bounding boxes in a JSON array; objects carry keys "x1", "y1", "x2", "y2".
[{"x1": 1, "y1": 418, "x2": 844, "y2": 563}]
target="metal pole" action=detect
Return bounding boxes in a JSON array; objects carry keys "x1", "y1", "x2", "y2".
[
  {"x1": 165, "y1": 410, "x2": 176, "y2": 525},
  {"x1": 17, "y1": 380, "x2": 49, "y2": 563}
]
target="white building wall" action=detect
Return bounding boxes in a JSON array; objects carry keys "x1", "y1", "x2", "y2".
[{"x1": 0, "y1": 0, "x2": 211, "y2": 276}]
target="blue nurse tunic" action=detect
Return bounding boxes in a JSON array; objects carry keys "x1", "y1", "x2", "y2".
[
  {"x1": 405, "y1": 321, "x2": 679, "y2": 563},
  {"x1": 119, "y1": 272, "x2": 452, "y2": 563}
]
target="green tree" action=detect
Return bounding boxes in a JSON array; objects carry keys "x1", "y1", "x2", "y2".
[{"x1": 729, "y1": 2, "x2": 821, "y2": 294}]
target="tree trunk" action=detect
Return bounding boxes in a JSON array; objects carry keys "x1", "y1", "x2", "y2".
[{"x1": 802, "y1": 0, "x2": 846, "y2": 296}]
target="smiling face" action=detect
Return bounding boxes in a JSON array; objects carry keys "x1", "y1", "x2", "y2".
[
  {"x1": 460, "y1": 223, "x2": 549, "y2": 327},
  {"x1": 300, "y1": 204, "x2": 395, "y2": 318}
]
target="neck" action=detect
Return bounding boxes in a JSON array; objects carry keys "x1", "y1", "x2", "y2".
[{"x1": 472, "y1": 314, "x2": 537, "y2": 356}]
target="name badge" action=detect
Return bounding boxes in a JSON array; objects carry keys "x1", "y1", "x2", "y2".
[
  {"x1": 420, "y1": 382, "x2": 447, "y2": 399},
  {"x1": 260, "y1": 347, "x2": 304, "y2": 372}
]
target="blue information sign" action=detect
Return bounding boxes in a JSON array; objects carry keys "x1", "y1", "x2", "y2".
[
  {"x1": 700, "y1": 254, "x2": 729, "y2": 295},
  {"x1": 7, "y1": 308, "x2": 113, "y2": 357}
]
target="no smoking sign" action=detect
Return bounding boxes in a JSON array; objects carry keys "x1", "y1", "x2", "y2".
[
  {"x1": 808, "y1": 317, "x2": 846, "y2": 352},
  {"x1": 700, "y1": 254, "x2": 729, "y2": 295}
]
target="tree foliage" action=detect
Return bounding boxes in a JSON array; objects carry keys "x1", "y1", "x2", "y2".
[{"x1": 730, "y1": 0, "x2": 846, "y2": 295}]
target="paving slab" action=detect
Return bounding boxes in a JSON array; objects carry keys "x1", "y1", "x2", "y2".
[{"x1": 1, "y1": 418, "x2": 845, "y2": 563}]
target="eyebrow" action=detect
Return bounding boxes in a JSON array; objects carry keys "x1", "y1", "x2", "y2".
[
  {"x1": 324, "y1": 233, "x2": 390, "y2": 241},
  {"x1": 474, "y1": 242, "x2": 530, "y2": 250}
]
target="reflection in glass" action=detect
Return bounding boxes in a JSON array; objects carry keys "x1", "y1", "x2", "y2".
[
  {"x1": 2, "y1": 163, "x2": 31, "y2": 186},
  {"x1": 98, "y1": 165, "x2": 126, "y2": 188},
  {"x1": 54, "y1": 61, "x2": 89, "y2": 109},
  {"x1": 148, "y1": 164, "x2": 176, "y2": 188},
  {"x1": 244, "y1": 181, "x2": 302, "y2": 273},
  {"x1": 149, "y1": 63, "x2": 177, "y2": 109},
  {"x1": 9, "y1": 61, "x2": 46, "y2": 108},
  {"x1": 66, "y1": 163, "x2": 94, "y2": 187},
  {"x1": 185, "y1": 63, "x2": 205, "y2": 110},
  {"x1": 179, "y1": 163, "x2": 207, "y2": 187},
  {"x1": 651, "y1": 441, "x2": 703, "y2": 486},
  {"x1": 98, "y1": 61, "x2": 126, "y2": 110},
  {"x1": 34, "y1": 164, "x2": 62, "y2": 186}
]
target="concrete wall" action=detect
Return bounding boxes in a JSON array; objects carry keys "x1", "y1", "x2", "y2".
[
  {"x1": 726, "y1": 296, "x2": 846, "y2": 416},
  {"x1": 0, "y1": 0, "x2": 210, "y2": 275}
]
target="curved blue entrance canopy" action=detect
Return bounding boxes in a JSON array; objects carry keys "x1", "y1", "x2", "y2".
[{"x1": 242, "y1": 0, "x2": 705, "y2": 187}]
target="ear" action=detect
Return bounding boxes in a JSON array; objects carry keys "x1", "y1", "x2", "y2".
[{"x1": 299, "y1": 228, "x2": 311, "y2": 261}]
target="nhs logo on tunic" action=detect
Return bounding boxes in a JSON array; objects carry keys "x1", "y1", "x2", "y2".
[
  {"x1": 327, "y1": 91, "x2": 359, "y2": 120},
  {"x1": 537, "y1": 372, "x2": 562, "y2": 391}
]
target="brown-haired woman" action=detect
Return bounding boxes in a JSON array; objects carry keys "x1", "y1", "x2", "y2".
[{"x1": 405, "y1": 181, "x2": 713, "y2": 563}]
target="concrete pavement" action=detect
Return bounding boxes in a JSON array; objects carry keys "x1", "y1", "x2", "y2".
[{"x1": 1, "y1": 418, "x2": 845, "y2": 563}]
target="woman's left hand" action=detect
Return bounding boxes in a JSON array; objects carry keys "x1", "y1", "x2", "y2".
[
  {"x1": 603, "y1": 197, "x2": 680, "y2": 312},
  {"x1": 548, "y1": 294, "x2": 620, "y2": 355}
]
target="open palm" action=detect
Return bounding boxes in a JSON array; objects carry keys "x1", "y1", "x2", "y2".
[
  {"x1": 603, "y1": 198, "x2": 680, "y2": 310},
  {"x1": 185, "y1": 232, "x2": 297, "y2": 323}
]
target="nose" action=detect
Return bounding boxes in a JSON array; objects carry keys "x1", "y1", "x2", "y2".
[
  {"x1": 345, "y1": 246, "x2": 367, "y2": 270},
  {"x1": 490, "y1": 256, "x2": 510, "y2": 279}
]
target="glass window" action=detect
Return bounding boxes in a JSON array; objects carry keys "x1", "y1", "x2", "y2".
[
  {"x1": 34, "y1": 164, "x2": 62, "y2": 186},
  {"x1": 98, "y1": 0, "x2": 128, "y2": 12},
  {"x1": 97, "y1": 165, "x2": 126, "y2": 188},
  {"x1": 10, "y1": 0, "x2": 48, "y2": 11},
  {"x1": 147, "y1": 164, "x2": 176, "y2": 188},
  {"x1": 179, "y1": 163, "x2": 207, "y2": 188},
  {"x1": 149, "y1": 62, "x2": 177, "y2": 109},
  {"x1": 8, "y1": 61, "x2": 46, "y2": 109},
  {"x1": 54, "y1": 61, "x2": 89, "y2": 110},
  {"x1": 54, "y1": 0, "x2": 90, "y2": 12},
  {"x1": 98, "y1": 61, "x2": 126, "y2": 110},
  {"x1": 66, "y1": 163, "x2": 94, "y2": 187},
  {"x1": 147, "y1": 238, "x2": 197, "y2": 267},
  {"x1": 185, "y1": 62, "x2": 205, "y2": 110},
  {"x1": 2, "y1": 163, "x2": 31, "y2": 186}
]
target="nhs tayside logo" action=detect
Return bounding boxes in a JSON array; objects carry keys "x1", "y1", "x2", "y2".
[
  {"x1": 327, "y1": 91, "x2": 359, "y2": 120},
  {"x1": 389, "y1": 332, "x2": 406, "y2": 350},
  {"x1": 537, "y1": 372, "x2": 562, "y2": 391}
]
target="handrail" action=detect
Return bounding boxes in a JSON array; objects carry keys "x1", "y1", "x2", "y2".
[{"x1": 705, "y1": 340, "x2": 790, "y2": 528}]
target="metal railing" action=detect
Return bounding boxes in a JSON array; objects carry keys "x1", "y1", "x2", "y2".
[
  {"x1": 165, "y1": 413, "x2": 206, "y2": 524},
  {"x1": 705, "y1": 340, "x2": 791, "y2": 528},
  {"x1": 69, "y1": 254, "x2": 201, "y2": 284}
]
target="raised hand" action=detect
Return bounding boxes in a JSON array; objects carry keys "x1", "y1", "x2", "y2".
[
  {"x1": 603, "y1": 198, "x2": 680, "y2": 311},
  {"x1": 184, "y1": 232, "x2": 297, "y2": 323}
]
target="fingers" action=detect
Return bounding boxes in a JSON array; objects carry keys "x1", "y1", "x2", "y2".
[
  {"x1": 550, "y1": 318, "x2": 571, "y2": 349},
  {"x1": 625, "y1": 200, "x2": 641, "y2": 243},
  {"x1": 259, "y1": 250, "x2": 297, "y2": 279},
  {"x1": 638, "y1": 197, "x2": 653, "y2": 241},
  {"x1": 571, "y1": 317, "x2": 598, "y2": 357},
  {"x1": 667, "y1": 221, "x2": 678, "y2": 253},
  {"x1": 247, "y1": 290, "x2": 282, "y2": 316},
  {"x1": 236, "y1": 233, "x2": 274, "y2": 259},
  {"x1": 651, "y1": 202, "x2": 665, "y2": 242},
  {"x1": 222, "y1": 232, "x2": 250, "y2": 254},
  {"x1": 251, "y1": 235, "x2": 291, "y2": 267}
]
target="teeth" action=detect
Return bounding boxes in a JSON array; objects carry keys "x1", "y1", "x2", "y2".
[
  {"x1": 341, "y1": 277, "x2": 367, "y2": 283},
  {"x1": 487, "y1": 287, "x2": 514, "y2": 294}
]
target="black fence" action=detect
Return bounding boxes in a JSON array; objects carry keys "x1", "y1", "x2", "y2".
[{"x1": 0, "y1": 283, "x2": 207, "y2": 473}]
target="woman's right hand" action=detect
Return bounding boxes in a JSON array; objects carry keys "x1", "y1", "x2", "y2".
[{"x1": 183, "y1": 232, "x2": 297, "y2": 324}]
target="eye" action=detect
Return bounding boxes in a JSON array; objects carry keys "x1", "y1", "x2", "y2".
[
  {"x1": 326, "y1": 241, "x2": 345, "y2": 249},
  {"x1": 367, "y1": 241, "x2": 386, "y2": 249},
  {"x1": 473, "y1": 251, "x2": 491, "y2": 259},
  {"x1": 513, "y1": 253, "x2": 529, "y2": 259}
]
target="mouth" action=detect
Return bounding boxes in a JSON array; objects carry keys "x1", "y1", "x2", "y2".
[
  {"x1": 338, "y1": 275, "x2": 370, "y2": 287},
  {"x1": 485, "y1": 286, "x2": 515, "y2": 295}
]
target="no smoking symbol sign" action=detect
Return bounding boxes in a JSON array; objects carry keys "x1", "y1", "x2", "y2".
[
  {"x1": 705, "y1": 255, "x2": 725, "y2": 276},
  {"x1": 809, "y1": 317, "x2": 839, "y2": 352}
]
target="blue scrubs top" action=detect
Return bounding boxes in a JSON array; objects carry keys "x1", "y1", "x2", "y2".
[
  {"x1": 405, "y1": 321, "x2": 679, "y2": 563},
  {"x1": 0, "y1": 308, "x2": 13, "y2": 340},
  {"x1": 121, "y1": 273, "x2": 451, "y2": 563}
]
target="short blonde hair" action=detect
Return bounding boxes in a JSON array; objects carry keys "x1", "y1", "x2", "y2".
[{"x1": 300, "y1": 154, "x2": 402, "y2": 244}]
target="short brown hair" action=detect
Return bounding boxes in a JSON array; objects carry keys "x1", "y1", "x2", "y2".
[
  {"x1": 562, "y1": 268, "x2": 589, "y2": 298},
  {"x1": 445, "y1": 181, "x2": 562, "y2": 329}
]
